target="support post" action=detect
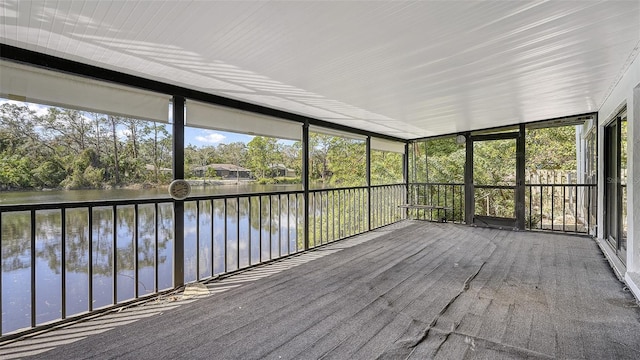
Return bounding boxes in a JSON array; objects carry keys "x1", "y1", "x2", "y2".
[
  {"x1": 404, "y1": 143, "x2": 410, "y2": 216},
  {"x1": 516, "y1": 124, "x2": 526, "y2": 230},
  {"x1": 464, "y1": 133, "x2": 474, "y2": 225},
  {"x1": 366, "y1": 136, "x2": 372, "y2": 230},
  {"x1": 302, "y1": 122, "x2": 310, "y2": 250},
  {"x1": 172, "y1": 96, "x2": 185, "y2": 288}
]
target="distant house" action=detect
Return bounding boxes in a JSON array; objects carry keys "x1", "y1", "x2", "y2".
[
  {"x1": 192, "y1": 164, "x2": 251, "y2": 179},
  {"x1": 145, "y1": 164, "x2": 172, "y2": 173},
  {"x1": 269, "y1": 164, "x2": 296, "y2": 178}
]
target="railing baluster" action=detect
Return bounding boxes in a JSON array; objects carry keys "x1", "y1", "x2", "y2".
[
  {"x1": 154, "y1": 203, "x2": 159, "y2": 293},
  {"x1": 385, "y1": 187, "x2": 389, "y2": 225},
  {"x1": 112, "y1": 205, "x2": 117, "y2": 304},
  {"x1": 540, "y1": 186, "x2": 544, "y2": 230},
  {"x1": 278, "y1": 195, "x2": 282, "y2": 258},
  {"x1": 31, "y1": 209, "x2": 36, "y2": 328},
  {"x1": 587, "y1": 186, "x2": 591, "y2": 234},
  {"x1": 61, "y1": 208, "x2": 66, "y2": 320},
  {"x1": 88, "y1": 207, "x2": 94, "y2": 311},
  {"x1": 347, "y1": 189, "x2": 350, "y2": 235},
  {"x1": 224, "y1": 199, "x2": 228, "y2": 273},
  {"x1": 451, "y1": 185, "x2": 455, "y2": 223},
  {"x1": 258, "y1": 196, "x2": 262, "y2": 263},
  {"x1": 268, "y1": 195, "x2": 272, "y2": 260},
  {"x1": 195, "y1": 201, "x2": 200, "y2": 280},
  {"x1": 348, "y1": 189, "x2": 351, "y2": 236},
  {"x1": 573, "y1": 184, "x2": 578, "y2": 232},
  {"x1": 551, "y1": 185, "x2": 555, "y2": 231},
  {"x1": 211, "y1": 199, "x2": 215, "y2": 275},
  {"x1": 134, "y1": 204, "x2": 139, "y2": 297},
  {"x1": 562, "y1": 185, "x2": 566, "y2": 232},
  {"x1": 325, "y1": 192, "x2": 328, "y2": 243},
  {"x1": 338, "y1": 190, "x2": 342, "y2": 238},
  {"x1": 342, "y1": 189, "x2": 352, "y2": 237},
  {"x1": 528, "y1": 186, "x2": 532, "y2": 229}
]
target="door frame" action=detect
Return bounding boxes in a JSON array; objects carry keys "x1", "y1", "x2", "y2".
[
  {"x1": 604, "y1": 110, "x2": 627, "y2": 263},
  {"x1": 464, "y1": 124, "x2": 526, "y2": 230}
]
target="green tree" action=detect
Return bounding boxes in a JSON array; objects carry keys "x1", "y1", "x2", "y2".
[
  {"x1": 247, "y1": 136, "x2": 279, "y2": 178},
  {"x1": 326, "y1": 137, "x2": 366, "y2": 187},
  {"x1": 107, "y1": 115, "x2": 122, "y2": 184},
  {"x1": 410, "y1": 137, "x2": 465, "y2": 183},
  {"x1": 60, "y1": 148, "x2": 104, "y2": 189},
  {"x1": 526, "y1": 126, "x2": 576, "y2": 170},
  {"x1": 309, "y1": 133, "x2": 332, "y2": 185},
  {"x1": 218, "y1": 142, "x2": 247, "y2": 166},
  {"x1": 141, "y1": 122, "x2": 172, "y2": 184},
  {"x1": 371, "y1": 150, "x2": 403, "y2": 185}
]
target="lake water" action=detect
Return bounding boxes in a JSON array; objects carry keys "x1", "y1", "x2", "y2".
[
  {"x1": 1, "y1": 184, "x2": 306, "y2": 334},
  {"x1": 0, "y1": 183, "x2": 303, "y2": 205}
]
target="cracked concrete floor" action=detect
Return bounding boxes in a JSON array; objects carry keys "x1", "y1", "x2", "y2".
[{"x1": 5, "y1": 221, "x2": 640, "y2": 359}]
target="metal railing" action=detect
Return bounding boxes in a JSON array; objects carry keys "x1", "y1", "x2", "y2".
[
  {"x1": 407, "y1": 183, "x2": 465, "y2": 223},
  {"x1": 0, "y1": 182, "x2": 598, "y2": 338},
  {"x1": 0, "y1": 184, "x2": 406, "y2": 338},
  {"x1": 525, "y1": 184, "x2": 597, "y2": 234},
  {"x1": 0, "y1": 198, "x2": 175, "y2": 338},
  {"x1": 371, "y1": 184, "x2": 407, "y2": 229},
  {"x1": 308, "y1": 186, "x2": 365, "y2": 247},
  {"x1": 407, "y1": 182, "x2": 597, "y2": 234}
]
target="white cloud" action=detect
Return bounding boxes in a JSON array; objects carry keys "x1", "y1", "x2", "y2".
[
  {"x1": 0, "y1": 99, "x2": 50, "y2": 117},
  {"x1": 28, "y1": 103, "x2": 50, "y2": 117},
  {"x1": 195, "y1": 131, "x2": 226, "y2": 144},
  {"x1": 117, "y1": 128, "x2": 132, "y2": 140}
]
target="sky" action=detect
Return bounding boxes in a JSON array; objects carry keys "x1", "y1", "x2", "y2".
[
  {"x1": 185, "y1": 127, "x2": 255, "y2": 147},
  {"x1": 1, "y1": 99, "x2": 294, "y2": 146}
]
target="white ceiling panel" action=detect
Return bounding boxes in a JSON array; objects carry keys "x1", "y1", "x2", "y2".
[{"x1": 1, "y1": 0, "x2": 638, "y2": 139}]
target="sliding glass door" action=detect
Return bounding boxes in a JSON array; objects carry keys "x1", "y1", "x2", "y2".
[{"x1": 604, "y1": 110, "x2": 627, "y2": 263}]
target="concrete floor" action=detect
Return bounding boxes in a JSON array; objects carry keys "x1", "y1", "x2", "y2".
[{"x1": 2, "y1": 221, "x2": 640, "y2": 359}]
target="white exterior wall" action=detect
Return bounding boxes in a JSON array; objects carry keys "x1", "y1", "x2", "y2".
[{"x1": 598, "y1": 51, "x2": 640, "y2": 299}]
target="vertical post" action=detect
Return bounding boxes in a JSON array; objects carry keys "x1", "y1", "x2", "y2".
[
  {"x1": 464, "y1": 133, "x2": 474, "y2": 225},
  {"x1": 88, "y1": 207, "x2": 94, "y2": 311},
  {"x1": 366, "y1": 137, "x2": 372, "y2": 231},
  {"x1": 195, "y1": 201, "x2": 200, "y2": 279},
  {"x1": 211, "y1": 201, "x2": 216, "y2": 274},
  {"x1": 516, "y1": 123, "x2": 526, "y2": 230},
  {"x1": 31, "y1": 210, "x2": 36, "y2": 328},
  {"x1": 154, "y1": 203, "x2": 159, "y2": 293},
  {"x1": 258, "y1": 196, "x2": 262, "y2": 263},
  {"x1": 133, "y1": 204, "x2": 139, "y2": 297},
  {"x1": 61, "y1": 208, "x2": 66, "y2": 319},
  {"x1": 302, "y1": 122, "x2": 310, "y2": 250},
  {"x1": 404, "y1": 143, "x2": 410, "y2": 217},
  {"x1": 224, "y1": 199, "x2": 228, "y2": 272},
  {"x1": 172, "y1": 96, "x2": 185, "y2": 288},
  {"x1": 112, "y1": 205, "x2": 117, "y2": 304}
]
